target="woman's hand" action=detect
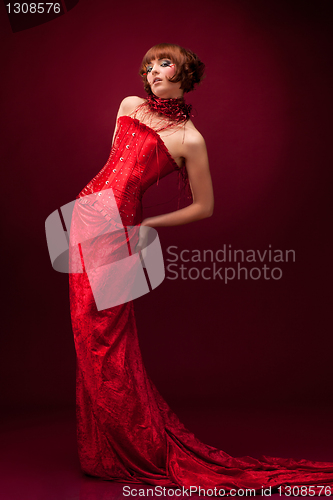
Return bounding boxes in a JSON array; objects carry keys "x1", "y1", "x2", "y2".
[
  {"x1": 134, "y1": 222, "x2": 152, "y2": 267},
  {"x1": 135, "y1": 222, "x2": 149, "y2": 252}
]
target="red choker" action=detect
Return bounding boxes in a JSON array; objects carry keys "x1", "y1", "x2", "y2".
[{"x1": 146, "y1": 94, "x2": 192, "y2": 122}]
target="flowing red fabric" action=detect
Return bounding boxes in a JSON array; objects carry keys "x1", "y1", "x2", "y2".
[{"x1": 69, "y1": 116, "x2": 333, "y2": 494}]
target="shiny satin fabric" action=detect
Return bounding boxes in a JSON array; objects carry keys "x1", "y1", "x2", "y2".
[{"x1": 69, "y1": 116, "x2": 333, "y2": 493}]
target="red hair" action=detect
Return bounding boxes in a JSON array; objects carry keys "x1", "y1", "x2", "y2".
[{"x1": 139, "y1": 43, "x2": 205, "y2": 94}]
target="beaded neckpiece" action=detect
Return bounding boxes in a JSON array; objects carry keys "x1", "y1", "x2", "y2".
[{"x1": 146, "y1": 94, "x2": 192, "y2": 123}]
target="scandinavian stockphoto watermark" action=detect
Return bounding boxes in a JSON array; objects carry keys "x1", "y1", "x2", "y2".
[
  {"x1": 165, "y1": 245, "x2": 295, "y2": 282},
  {"x1": 45, "y1": 188, "x2": 295, "y2": 312}
]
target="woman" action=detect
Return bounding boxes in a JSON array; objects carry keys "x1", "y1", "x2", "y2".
[{"x1": 69, "y1": 43, "x2": 333, "y2": 493}]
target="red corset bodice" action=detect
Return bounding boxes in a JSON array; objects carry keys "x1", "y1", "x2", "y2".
[{"x1": 76, "y1": 115, "x2": 182, "y2": 226}]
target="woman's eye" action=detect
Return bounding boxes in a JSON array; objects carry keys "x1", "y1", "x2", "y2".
[{"x1": 146, "y1": 61, "x2": 172, "y2": 73}]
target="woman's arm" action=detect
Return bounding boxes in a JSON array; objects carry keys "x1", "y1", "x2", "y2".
[{"x1": 142, "y1": 130, "x2": 214, "y2": 228}]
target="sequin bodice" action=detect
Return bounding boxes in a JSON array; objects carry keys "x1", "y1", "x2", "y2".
[{"x1": 76, "y1": 115, "x2": 181, "y2": 226}]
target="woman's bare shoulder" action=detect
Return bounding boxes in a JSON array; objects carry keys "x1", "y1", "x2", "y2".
[
  {"x1": 119, "y1": 96, "x2": 145, "y2": 115},
  {"x1": 183, "y1": 119, "x2": 206, "y2": 147}
]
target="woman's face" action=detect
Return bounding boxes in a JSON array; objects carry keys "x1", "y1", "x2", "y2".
[{"x1": 146, "y1": 58, "x2": 183, "y2": 98}]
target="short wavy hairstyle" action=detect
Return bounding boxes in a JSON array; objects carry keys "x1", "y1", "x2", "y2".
[{"x1": 139, "y1": 43, "x2": 205, "y2": 95}]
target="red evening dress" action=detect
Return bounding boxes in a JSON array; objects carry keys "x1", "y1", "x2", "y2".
[{"x1": 69, "y1": 115, "x2": 333, "y2": 493}]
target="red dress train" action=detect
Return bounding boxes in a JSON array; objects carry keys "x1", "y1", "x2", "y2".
[{"x1": 69, "y1": 115, "x2": 333, "y2": 494}]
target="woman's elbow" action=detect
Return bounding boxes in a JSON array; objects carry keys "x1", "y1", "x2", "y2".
[
  {"x1": 193, "y1": 201, "x2": 214, "y2": 220},
  {"x1": 205, "y1": 207, "x2": 214, "y2": 218},
  {"x1": 205, "y1": 200, "x2": 214, "y2": 218},
  {"x1": 200, "y1": 204, "x2": 214, "y2": 219}
]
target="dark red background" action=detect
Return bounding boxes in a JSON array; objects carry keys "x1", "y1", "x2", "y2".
[{"x1": 1, "y1": 0, "x2": 332, "y2": 439}]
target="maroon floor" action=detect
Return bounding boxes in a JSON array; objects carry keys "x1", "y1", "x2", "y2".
[{"x1": 1, "y1": 406, "x2": 332, "y2": 500}]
